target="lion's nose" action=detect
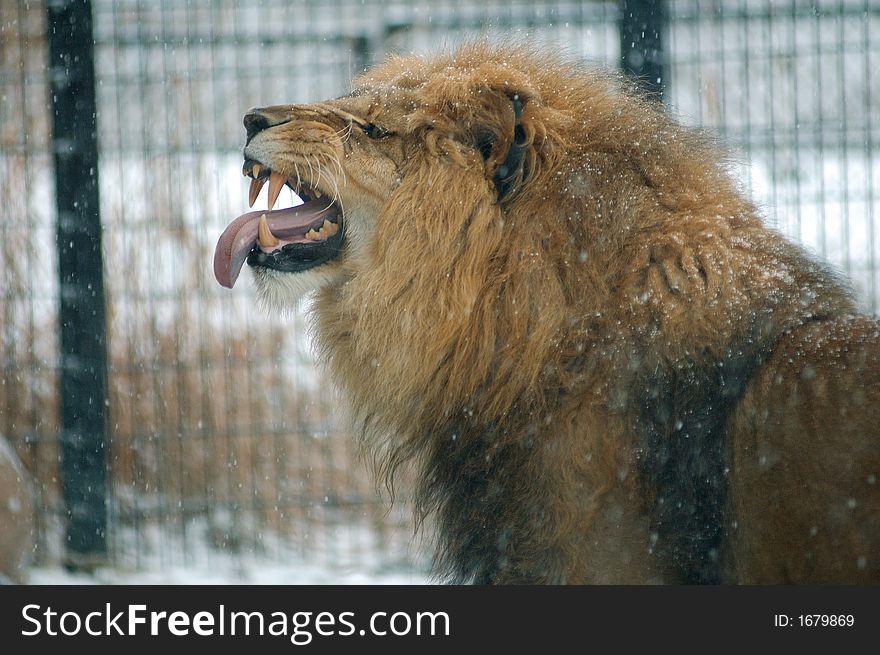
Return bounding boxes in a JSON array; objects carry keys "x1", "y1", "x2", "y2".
[
  {"x1": 243, "y1": 110, "x2": 270, "y2": 140},
  {"x1": 243, "y1": 107, "x2": 291, "y2": 141}
]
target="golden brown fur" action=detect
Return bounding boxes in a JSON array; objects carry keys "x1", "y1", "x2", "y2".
[{"x1": 240, "y1": 43, "x2": 880, "y2": 583}]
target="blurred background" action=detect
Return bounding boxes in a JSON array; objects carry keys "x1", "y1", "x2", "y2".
[{"x1": 0, "y1": 0, "x2": 877, "y2": 584}]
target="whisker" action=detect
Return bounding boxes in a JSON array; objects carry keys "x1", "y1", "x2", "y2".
[
  {"x1": 293, "y1": 162, "x2": 302, "y2": 195},
  {"x1": 310, "y1": 155, "x2": 328, "y2": 204},
  {"x1": 334, "y1": 122, "x2": 353, "y2": 143},
  {"x1": 306, "y1": 157, "x2": 316, "y2": 188},
  {"x1": 322, "y1": 157, "x2": 341, "y2": 208},
  {"x1": 332, "y1": 155, "x2": 346, "y2": 188},
  {"x1": 316, "y1": 154, "x2": 342, "y2": 208}
]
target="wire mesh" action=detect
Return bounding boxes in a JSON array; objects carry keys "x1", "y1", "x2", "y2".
[{"x1": 667, "y1": 0, "x2": 880, "y2": 311}]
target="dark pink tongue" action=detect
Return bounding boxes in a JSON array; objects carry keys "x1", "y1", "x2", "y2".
[{"x1": 213, "y1": 200, "x2": 338, "y2": 288}]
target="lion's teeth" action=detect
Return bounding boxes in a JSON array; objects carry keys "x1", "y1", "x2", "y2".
[
  {"x1": 321, "y1": 219, "x2": 338, "y2": 236},
  {"x1": 313, "y1": 188, "x2": 322, "y2": 198},
  {"x1": 267, "y1": 171, "x2": 285, "y2": 210},
  {"x1": 248, "y1": 176, "x2": 266, "y2": 207},
  {"x1": 258, "y1": 214, "x2": 280, "y2": 248},
  {"x1": 305, "y1": 228, "x2": 320, "y2": 240},
  {"x1": 251, "y1": 163, "x2": 262, "y2": 179}
]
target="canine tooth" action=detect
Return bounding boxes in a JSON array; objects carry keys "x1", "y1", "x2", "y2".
[
  {"x1": 267, "y1": 171, "x2": 285, "y2": 210},
  {"x1": 249, "y1": 176, "x2": 266, "y2": 207},
  {"x1": 251, "y1": 163, "x2": 262, "y2": 179},
  {"x1": 305, "y1": 228, "x2": 320, "y2": 240},
  {"x1": 258, "y1": 213, "x2": 280, "y2": 248}
]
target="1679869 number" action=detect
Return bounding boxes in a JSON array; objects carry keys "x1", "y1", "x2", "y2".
[{"x1": 798, "y1": 615, "x2": 854, "y2": 627}]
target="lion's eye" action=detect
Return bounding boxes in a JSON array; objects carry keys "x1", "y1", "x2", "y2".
[{"x1": 359, "y1": 122, "x2": 391, "y2": 139}]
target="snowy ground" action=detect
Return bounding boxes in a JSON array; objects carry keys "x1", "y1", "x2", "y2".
[
  {"x1": 27, "y1": 561, "x2": 433, "y2": 585},
  {"x1": 28, "y1": 553, "x2": 434, "y2": 585},
  {"x1": 24, "y1": 515, "x2": 434, "y2": 585}
]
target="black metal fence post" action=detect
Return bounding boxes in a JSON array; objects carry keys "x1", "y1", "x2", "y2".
[
  {"x1": 46, "y1": 0, "x2": 109, "y2": 569},
  {"x1": 619, "y1": 0, "x2": 668, "y2": 100}
]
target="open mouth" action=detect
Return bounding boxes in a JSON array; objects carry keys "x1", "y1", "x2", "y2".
[{"x1": 213, "y1": 159, "x2": 343, "y2": 288}]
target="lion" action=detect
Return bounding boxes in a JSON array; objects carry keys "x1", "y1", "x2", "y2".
[{"x1": 213, "y1": 43, "x2": 880, "y2": 584}]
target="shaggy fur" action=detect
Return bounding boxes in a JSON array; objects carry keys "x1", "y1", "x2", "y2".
[{"x1": 235, "y1": 43, "x2": 880, "y2": 583}]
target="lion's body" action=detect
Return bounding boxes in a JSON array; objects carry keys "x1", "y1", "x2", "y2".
[{"x1": 227, "y1": 43, "x2": 880, "y2": 583}]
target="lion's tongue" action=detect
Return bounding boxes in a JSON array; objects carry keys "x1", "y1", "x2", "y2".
[{"x1": 213, "y1": 200, "x2": 337, "y2": 288}]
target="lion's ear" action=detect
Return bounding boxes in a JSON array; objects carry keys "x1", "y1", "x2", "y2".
[
  {"x1": 472, "y1": 91, "x2": 531, "y2": 204},
  {"x1": 491, "y1": 94, "x2": 529, "y2": 202}
]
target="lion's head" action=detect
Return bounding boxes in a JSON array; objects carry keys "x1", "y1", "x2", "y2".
[{"x1": 212, "y1": 45, "x2": 569, "y2": 302}]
